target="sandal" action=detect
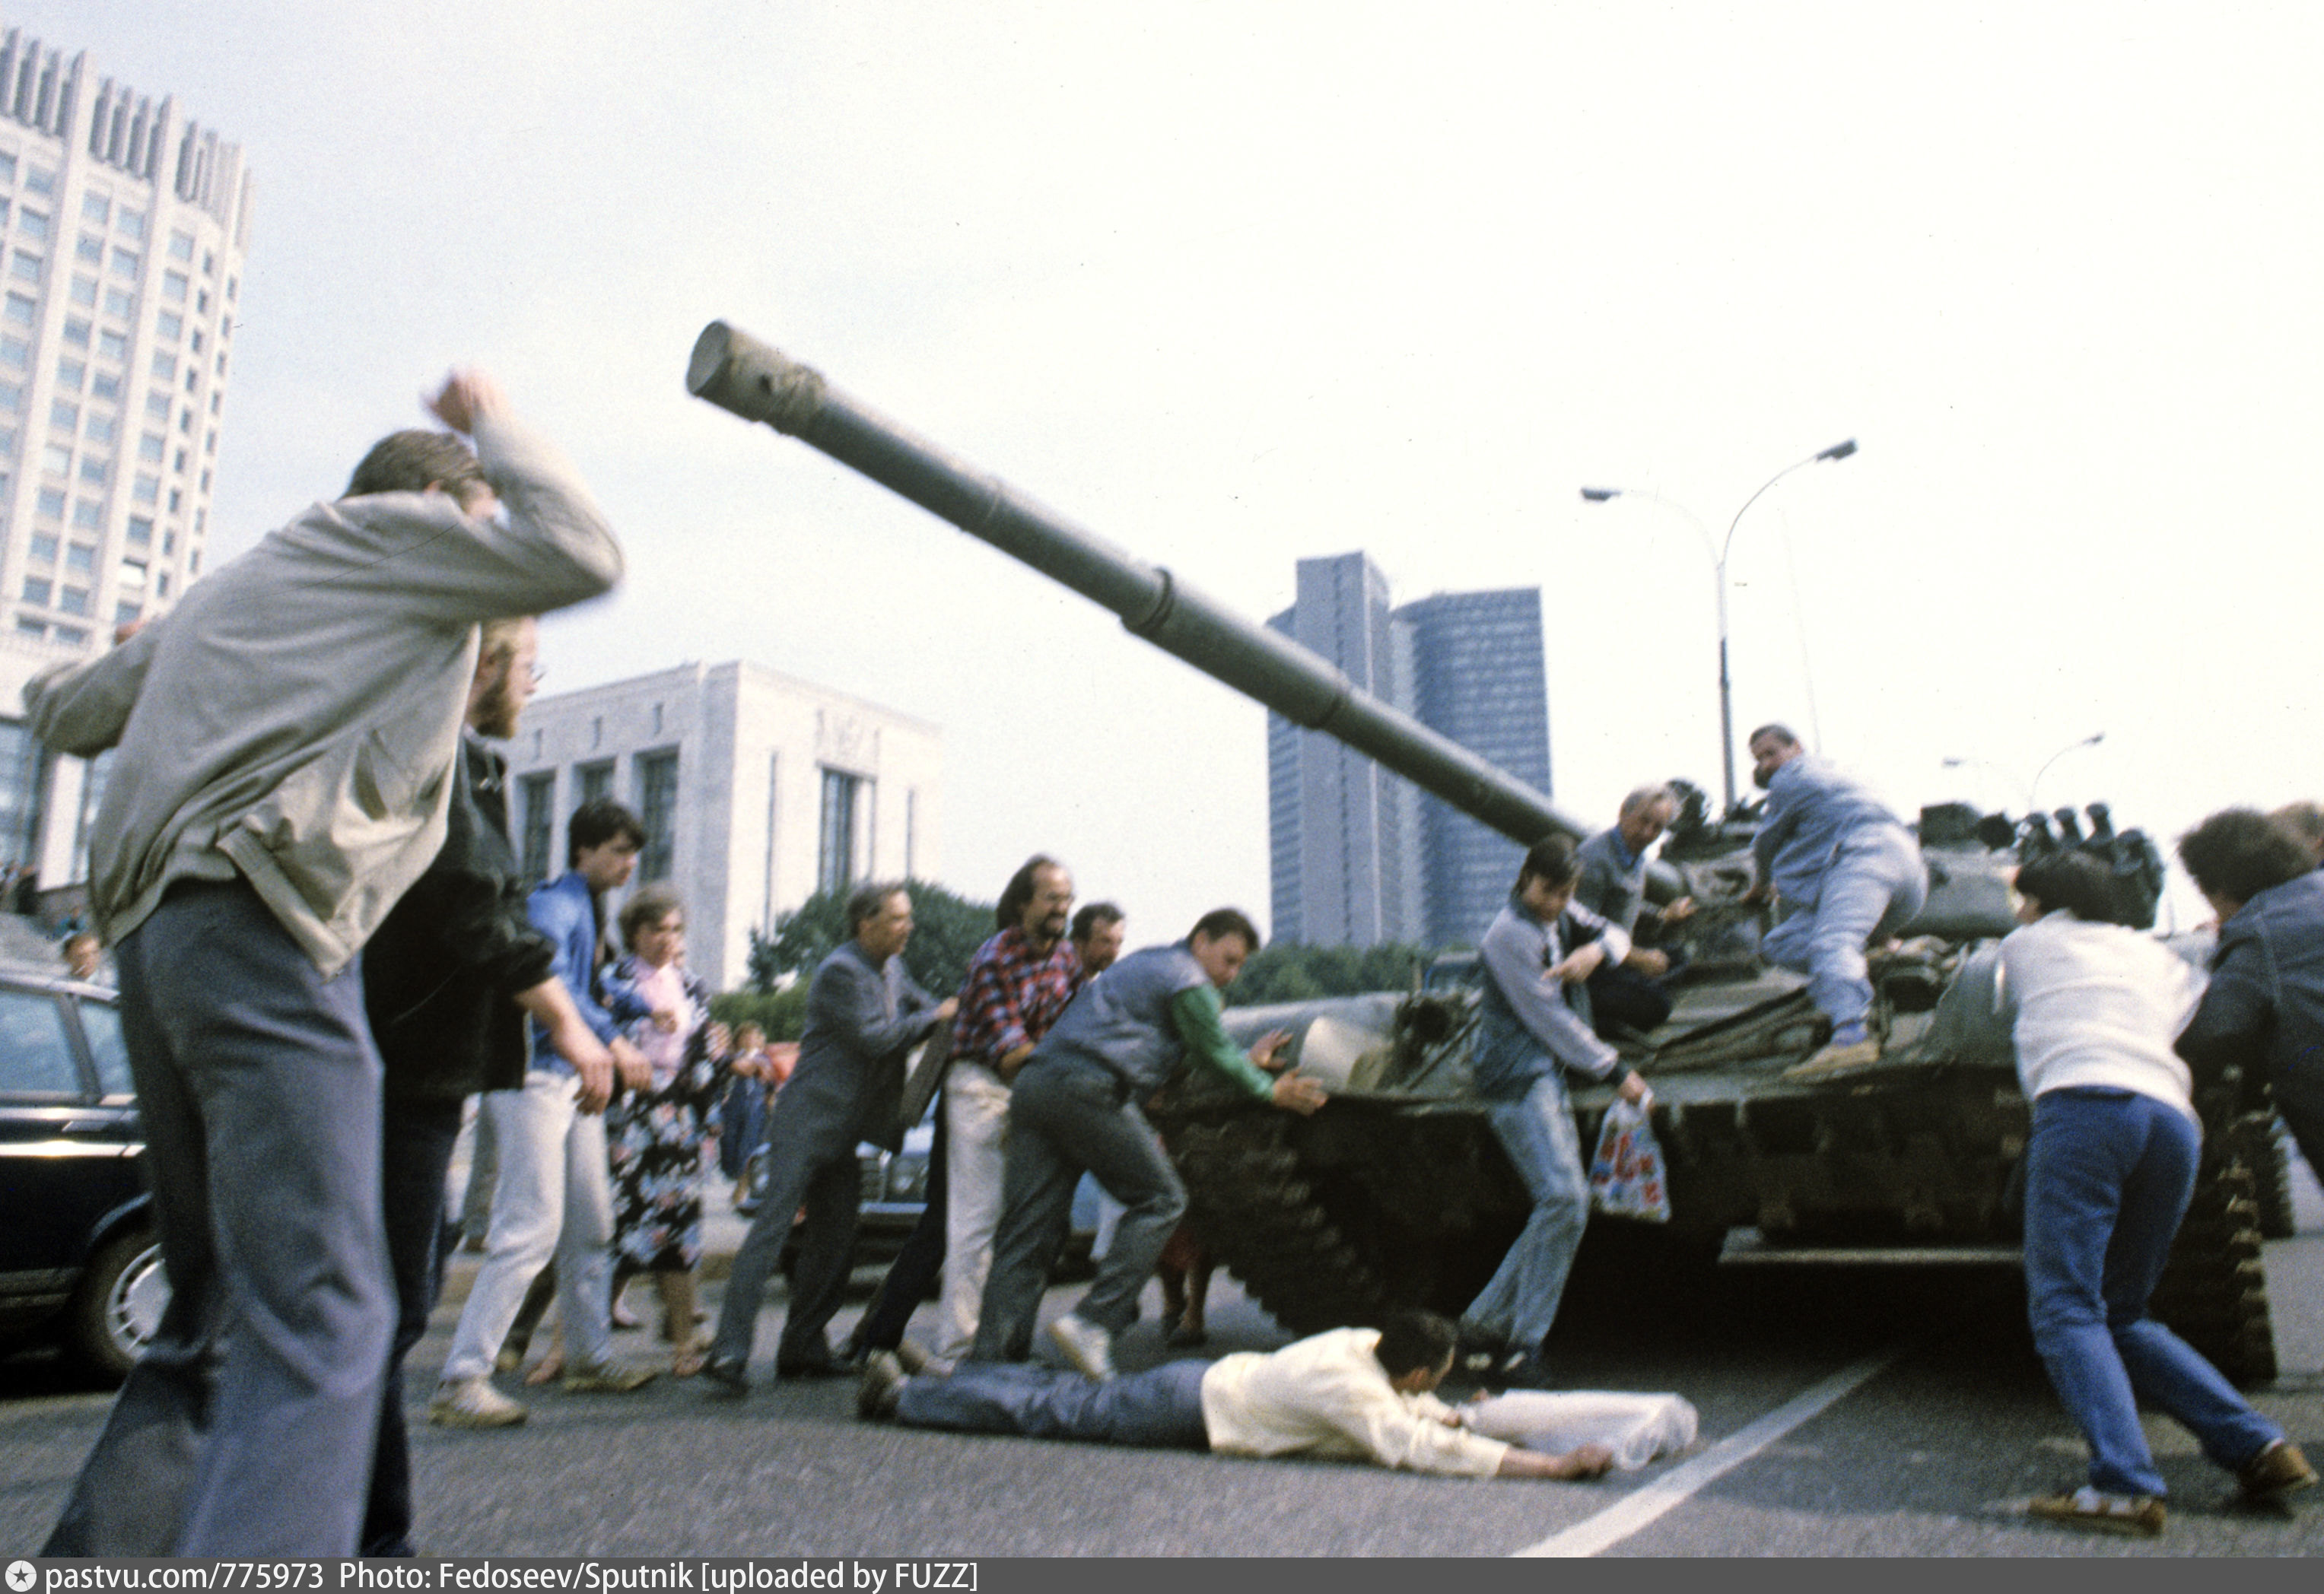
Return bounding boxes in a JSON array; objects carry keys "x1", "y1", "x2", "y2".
[
  {"x1": 672, "y1": 1338, "x2": 711, "y2": 1378},
  {"x1": 2026, "y1": 1488, "x2": 2165, "y2": 1537},
  {"x1": 523, "y1": 1351, "x2": 566, "y2": 1387}
]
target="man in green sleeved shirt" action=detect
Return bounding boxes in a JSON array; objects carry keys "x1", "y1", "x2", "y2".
[{"x1": 972, "y1": 909, "x2": 1327, "y2": 1378}]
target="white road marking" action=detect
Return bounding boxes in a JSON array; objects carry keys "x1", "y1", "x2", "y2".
[{"x1": 1513, "y1": 1347, "x2": 1903, "y2": 1558}]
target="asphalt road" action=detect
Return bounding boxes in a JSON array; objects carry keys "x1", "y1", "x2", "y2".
[{"x1": 7, "y1": 1189, "x2": 2324, "y2": 1557}]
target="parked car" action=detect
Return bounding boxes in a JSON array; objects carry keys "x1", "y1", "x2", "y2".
[{"x1": 0, "y1": 969, "x2": 166, "y2": 1381}]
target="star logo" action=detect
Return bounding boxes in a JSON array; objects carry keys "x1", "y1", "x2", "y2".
[{"x1": 7, "y1": 1560, "x2": 37, "y2": 1592}]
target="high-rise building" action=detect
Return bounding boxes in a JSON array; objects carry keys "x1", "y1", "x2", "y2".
[
  {"x1": 504, "y1": 660, "x2": 943, "y2": 992},
  {"x1": 0, "y1": 27, "x2": 251, "y2": 916},
  {"x1": 1397, "y1": 588, "x2": 1553, "y2": 948},
  {"x1": 1267, "y1": 552, "x2": 1550, "y2": 950}
]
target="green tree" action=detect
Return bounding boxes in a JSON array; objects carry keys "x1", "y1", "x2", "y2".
[
  {"x1": 1230, "y1": 941, "x2": 1442, "y2": 1005},
  {"x1": 742, "y1": 878, "x2": 997, "y2": 1010}
]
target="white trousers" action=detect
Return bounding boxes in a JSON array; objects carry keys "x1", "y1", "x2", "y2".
[
  {"x1": 935, "y1": 1063, "x2": 1014, "y2": 1364},
  {"x1": 439, "y1": 1069, "x2": 617, "y2": 1382}
]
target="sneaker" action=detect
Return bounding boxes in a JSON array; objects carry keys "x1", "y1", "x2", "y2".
[
  {"x1": 1782, "y1": 1034, "x2": 1882, "y2": 1083},
  {"x1": 2239, "y1": 1440, "x2": 2320, "y2": 1502},
  {"x1": 893, "y1": 1337, "x2": 935, "y2": 1376},
  {"x1": 562, "y1": 1360, "x2": 657, "y2": 1394},
  {"x1": 2026, "y1": 1487, "x2": 2166, "y2": 1537},
  {"x1": 1048, "y1": 1313, "x2": 1116, "y2": 1381},
  {"x1": 428, "y1": 1376, "x2": 527, "y2": 1429},
  {"x1": 857, "y1": 1351, "x2": 908, "y2": 1421},
  {"x1": 700, "y1": 1357, "x2": 750, "y2": 1400},
  {"x1": 1488, "y1": 1350, "x2": 1554, "y2": 1391},
  {"x1": 492, "y1": 1347, "x2": 523, "y2": 1376}
]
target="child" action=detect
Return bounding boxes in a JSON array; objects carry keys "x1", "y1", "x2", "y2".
[{"x1": 2001, "y1": 849, "x2": 2313, "y2": 1535}]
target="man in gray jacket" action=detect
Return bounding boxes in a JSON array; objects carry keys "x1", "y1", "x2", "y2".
[
  {"x1": 704, "y1": 883, "x2": 958, "y2": 1394},
  {"x1": 30, "y1": 371, "x2": 622, "y2": 1556},
  {"x1": 1745, "y1": 724, "x2": 1927, "y2": 1081}
]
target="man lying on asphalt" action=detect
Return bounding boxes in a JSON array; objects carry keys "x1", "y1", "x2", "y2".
[{"x1": 857, "y1": 1310, "x2": 1615, "y2": 1481}]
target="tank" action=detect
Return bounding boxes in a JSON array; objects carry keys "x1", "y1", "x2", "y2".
[{"x1": 687, "y1": 322, "x2": 2281, "y2": 1383}]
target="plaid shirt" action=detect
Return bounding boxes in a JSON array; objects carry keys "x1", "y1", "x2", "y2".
[{"x1": 948, "y1": 925, "x2": 1083, "y2": 1070}]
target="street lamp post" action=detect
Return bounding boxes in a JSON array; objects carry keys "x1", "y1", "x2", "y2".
[
  {"x1": 1940, "y1": 732, "x2": 2105, "y2": 813},
  {"x1": 1582, "y1": 437, "x2": 1857, "y2": 812}
]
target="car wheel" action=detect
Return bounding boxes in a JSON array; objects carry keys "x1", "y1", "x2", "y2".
[{"x1": 68, "y1": 1230, "x2": 168, "y2": 1383}]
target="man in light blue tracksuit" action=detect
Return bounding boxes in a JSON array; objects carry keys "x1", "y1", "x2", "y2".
[{"x1": 1747, "y1": 724, "x2": 1928, "y2": 1080}]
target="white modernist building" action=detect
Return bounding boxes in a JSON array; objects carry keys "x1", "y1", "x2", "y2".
[
  {"x1": 0, "y1": 26, "x2": 252, "y2": 910},
  {"x1": 503, "y1": 660, "x2": 943, "y2": 992}
]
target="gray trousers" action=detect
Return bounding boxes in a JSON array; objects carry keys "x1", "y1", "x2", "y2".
[
  {"x1": 897, "y1": 1357, "x2": 1212, "y2": 1448},
  {"x1": 1762, "y1": 825, "x2": 1929, "y2": 1030},
  {"x1": 44, "y1": 881, "x2": 394, "y2": 1556},
  {"x1": 711, "y1": 1096, "x2": 863, "y2": 1369},
  {"x1": 973, "y1": 1057, "x2": 1185, "y2": 1361}
]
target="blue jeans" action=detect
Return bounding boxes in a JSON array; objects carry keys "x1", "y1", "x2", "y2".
[
  {"x1": 363, "y1": 1097, "x2": 464, "y2": 1557},
  {"x1": 897, "y1": 1358, "x2": 1211, "y2": 1448},
  {"x1": 974, "y1": 1058, "x2": 1185, "y2": 1361},
  {"x1": 1464, "y1": 1071, "x2": 1589, "y2": 1356},
  {"x1": 1762, "y1": 826, "x2": 1928, "y2": 1029},
  {"x1": 2024, "y1": 1088, "x2": 2281, "y2": 1497},
  {"x1": 44, "y1": 882, "x2": 394, "y2": 1557}
]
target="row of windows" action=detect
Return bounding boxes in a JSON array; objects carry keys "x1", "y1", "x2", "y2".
[
  {"x1": 514, "y1": 751, "x2": 683, "y2": 887},
  {"x1": 0, "y1": 154, "x2": 57, "y2": 195},
  {"x1": 14, "y1": 614, "x2": 88, "y2": 645}
]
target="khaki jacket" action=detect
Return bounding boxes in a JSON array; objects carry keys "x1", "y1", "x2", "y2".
[{"x1": 23, "y1": 411, "x2": 621, "y2": 974}]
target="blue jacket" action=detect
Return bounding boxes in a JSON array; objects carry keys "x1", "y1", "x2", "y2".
[
  {"x1": 524, "y1": 870, "x2": 649, "y2": 1075},
  {"x1": 2177, "y1": 868, "x2": 2324, "y2": 1103},
  {"x1": 1752, "y1": 755, "x2": 1909, "y2": 909}
]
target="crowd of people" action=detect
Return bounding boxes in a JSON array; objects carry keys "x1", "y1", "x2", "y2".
[{"x1": 23, "y1": 374, "x2": 2324, "y2": 1551}]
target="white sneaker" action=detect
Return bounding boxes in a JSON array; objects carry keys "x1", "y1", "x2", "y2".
[
  {"x1": 428, "y1": 1376, "x2": 527, "y2": 1428},
  {"x1": 1048, "y1": 1313, "x2": 1115, "y2": 1381}
]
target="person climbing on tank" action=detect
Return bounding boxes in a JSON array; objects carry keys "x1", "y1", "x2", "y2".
[
  {"x1": 1742, "y1": 724, "x2": 1928, "y2": 1082},
  {"x1": 1459, "y1": 836, "x2": 1649, "y2": 1391}
]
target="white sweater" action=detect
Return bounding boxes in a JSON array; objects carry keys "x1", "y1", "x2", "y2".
[
  {"x1": 1199, "y1": 1327, "x2": 1509, "y2": 1476},
  {"x1": 1997, "y1": 910, "x2": 2205, "y2": 1122}
]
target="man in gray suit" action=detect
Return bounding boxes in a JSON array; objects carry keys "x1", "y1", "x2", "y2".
[{"x1": 704, "y1": 883, "x2": 956, "y2": 1394}]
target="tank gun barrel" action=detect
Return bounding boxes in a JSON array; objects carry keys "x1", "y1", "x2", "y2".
[{"x1": 688, "y1": 319, "x2": 1598, "y2": 850}]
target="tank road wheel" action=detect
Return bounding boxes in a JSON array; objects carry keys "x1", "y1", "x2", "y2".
[
  {"x1": 2154, "y1": 1156, "x2": 2277, "y2": 1389},
  {"x1": 1171, "y1": 1119, "x2": 1393, "y2": 1336}
]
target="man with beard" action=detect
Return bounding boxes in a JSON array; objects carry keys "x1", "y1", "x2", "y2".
[
  {"x1": 930, "y1": 856, "x2": 1086, "y2": 1367},
  {"x1": 1744, "y1": 725, "x2": 1928, "y2": 1081},
  {"x1": 358, "y1": 618, "x2": 614, "y2": 1552}
]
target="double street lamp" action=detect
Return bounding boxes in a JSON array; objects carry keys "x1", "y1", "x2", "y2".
[
  {"x1": 1582, "y1": 438, "x2": 1858, "y2": 812},
  {"x1": 1941, "y1": 732, "x2": 2106, "y2": 814}
]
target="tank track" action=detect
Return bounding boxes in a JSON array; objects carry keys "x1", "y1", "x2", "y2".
[
  {"x1": 2153, "y1": 1152, "x2": 2277, "y2": 1388},
  {"x1": 1168, "y1": 1117, "x2": 1395, "y2": 1335},
  {"x1": 2233, "y1": 1115, "x2": 2299, "y2": 1242}
]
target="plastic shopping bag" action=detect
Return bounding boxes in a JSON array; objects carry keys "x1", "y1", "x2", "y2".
[
  {"x1": 1588, "y1": 1097, "x2": 1671, "y2": 1223},
  {"x1": 1464, "y1": 1389, "x2": 1699, "y2": 1472}
]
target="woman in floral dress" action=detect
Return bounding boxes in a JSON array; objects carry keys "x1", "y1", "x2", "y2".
[{"x1": 602, "y1": 886, "x2": 730, "y2": 1376}]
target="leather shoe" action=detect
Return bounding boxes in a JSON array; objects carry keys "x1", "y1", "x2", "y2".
[
  {"x1": 775, "y1": 1354, "x2": 852, "y2": 1380},
  {"x1": 699, "y1": 1357, "x2": 750, "y2": 1399}
]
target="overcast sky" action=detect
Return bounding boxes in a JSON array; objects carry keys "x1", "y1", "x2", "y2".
[{"x1": 20, "y1": 2, "x2": 2322, "y2": 941}]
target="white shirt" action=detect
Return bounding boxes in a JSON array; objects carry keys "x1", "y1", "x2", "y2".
[
  {"x1": 1198, "y1": 1327, "x2": 1509, "y2": 1477},
  {"x1": 1998, "y1": 910, "x2": 2205, "y2": 1122}
]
